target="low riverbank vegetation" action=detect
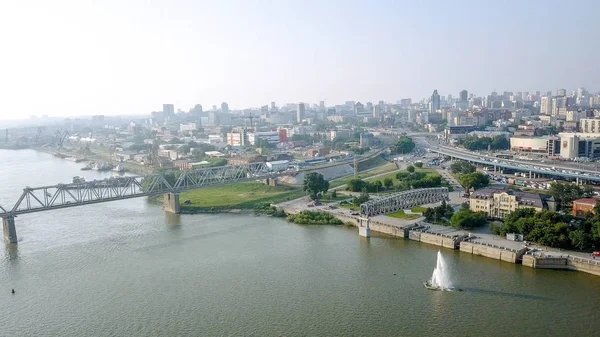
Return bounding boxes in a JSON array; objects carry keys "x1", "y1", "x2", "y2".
[
  {"x1": 286, "y1": 211, "x2": 343, "y2": 225},
  {"x1": 253, "y1": 203, "x2": 287, "y2": 217}
]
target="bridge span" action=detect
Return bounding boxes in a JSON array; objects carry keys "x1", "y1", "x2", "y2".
[{"x1": 2, "y1": 149, "x2": 385, "y2": 244}]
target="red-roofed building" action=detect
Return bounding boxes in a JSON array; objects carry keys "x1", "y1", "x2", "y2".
[{"x1": 572, "y1": 198, "x2": 599, "y2": 216}]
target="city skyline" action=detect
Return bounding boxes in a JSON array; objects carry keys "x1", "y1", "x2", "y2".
[{"x1": 1, "y1": 0, "x2": 599, "y2": 119}]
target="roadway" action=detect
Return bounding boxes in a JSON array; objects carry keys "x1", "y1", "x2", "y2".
[{"x1": 425, "y1": 141, "x2": 600, "y2": 183}]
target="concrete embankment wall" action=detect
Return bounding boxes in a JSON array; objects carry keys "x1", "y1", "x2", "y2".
[
  {"x1": 369, "y1": 221, "x2": 408, "y2": 238},
  {"x1": 459, "y1": 241, "x2": 526, "y2": 264},
  {"x1": 408, "y1": 230, "x2": 460, "y2": 249},
  {"x1": 522, "y1": 255, "x2": 600, "y2": 276}
]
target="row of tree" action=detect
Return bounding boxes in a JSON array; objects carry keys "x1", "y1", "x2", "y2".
[
  {"x1": 548, "y1": 181, "x2": 595, "y2": 210},
  {"x1": 491, "y1": 208, "x2": 600, "y2": 251}
]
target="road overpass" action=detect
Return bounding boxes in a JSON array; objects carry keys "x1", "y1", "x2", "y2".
[{"x1": 427, "y1": 143, "x2": 600, "y2": 183}]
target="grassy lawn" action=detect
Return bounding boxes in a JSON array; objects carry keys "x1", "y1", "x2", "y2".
[
  {"x1": 330, "y1": 162, "x2": 399, "y2": 188},
  {"x1": 386, "y1": 210, "x2": 422, "y2": 220},
  {"x1": 411, "y1": 206, "x2": 428, "y2": 213},
  {"x1": 340, "y1": 203, "x2": 360, "y2": 211},
  {"x1": 180, "y1": 182, "x2": 305, "y2": 210}
]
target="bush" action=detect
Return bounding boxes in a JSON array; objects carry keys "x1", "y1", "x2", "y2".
[{"x1": 286, "y1": 211, "x2": 343, "y2": 225}]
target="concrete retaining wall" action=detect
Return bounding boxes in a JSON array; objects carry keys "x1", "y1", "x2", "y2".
[
  {"x1": 419, "y1": 232, "x2": 458, "y2": 249},
  {"x1": 522, "y1": 255, "x2": 600, "y2": 276},
  {"x1": 460, "y1": 241, "x2": 524, "y2": 263},
  {"x1": 407, "y1": 230, "x2": 460, "y2": 249},
  {"x1": 568, "y1": 257, "x2": 600, "y2": 276},
  {"x1": 369, "y1": 221, "x2": 407, "y2": 238}
]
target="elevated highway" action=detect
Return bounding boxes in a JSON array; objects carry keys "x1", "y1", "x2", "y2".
[{"x1": 427, "y1": 143, "x2": 600, "y2": 183}]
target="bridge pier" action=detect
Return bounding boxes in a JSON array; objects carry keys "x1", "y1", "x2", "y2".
[
  {"x1": 163, "y1": 193, "x2": 181, "y2": 214},
  {"x1": 358, "y1": 217, "x2": 370, "y2": 238},
  {"x1": 3, "y1": 216, "x2": 17, "y2": 244}
]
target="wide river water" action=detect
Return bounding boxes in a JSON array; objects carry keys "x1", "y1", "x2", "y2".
[{"x1": 1, "y1": 150, "x2": 599, "y2": 336}]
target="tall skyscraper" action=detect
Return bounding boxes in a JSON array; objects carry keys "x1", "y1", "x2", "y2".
[
  {"x1": 540, "y1": 96, "x2": 552, "y2": 115},
  {"x1": 459, "y1": 89, "x2": 468, "y2": 101},
  {"x1": 221, "y1": 102, "x2": 229, "y2": 113},
  {"x1": 163, "y1": 104, "x2": 174, "y2": 116},
  {"x1": 319, "y1": 101, "x2": 325, "y2": 111},
  {"x1": 556, "y1": 89, "x2": 566, "y2": 97},
  {"x1": 430, "y1": 90, "x2": 440, "y2": 114},
  {"x1": 372, "y1": 105, "x2": 381, "y2": 118},
  {"x1": 297, "y1": 103, "x2": 305, "y2": 123}
]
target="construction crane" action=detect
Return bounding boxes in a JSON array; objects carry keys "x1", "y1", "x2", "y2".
[
  {"x1": 246, "y1": 114, "x2": 256, "y2": 131},
  {"x1": 54, "y1": 130, "x2": 70, "y2": 150},
  {"x1": 35, "y1": 127, "x2": 44, "y2": 143}
]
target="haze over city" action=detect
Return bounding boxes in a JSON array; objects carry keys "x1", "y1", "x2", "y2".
[{"x1": 1, "y1": 0, "x2": 599, "y2": 119}]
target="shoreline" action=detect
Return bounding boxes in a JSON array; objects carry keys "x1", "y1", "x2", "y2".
[{"x1": 275, "y1": 199, "x2": 600, "y2": 277}]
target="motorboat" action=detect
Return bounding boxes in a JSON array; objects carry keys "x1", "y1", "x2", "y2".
[
  {"x1": 112, "y1": 165, "x2": 125, "y2": 173},
  {"x1": 423, "y1": 280, "x2": 442, "y2": 291}
]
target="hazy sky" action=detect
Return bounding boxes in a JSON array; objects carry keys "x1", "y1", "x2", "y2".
[{"x1": 1, "y1": 0, "x2": 599, "y2": 119}]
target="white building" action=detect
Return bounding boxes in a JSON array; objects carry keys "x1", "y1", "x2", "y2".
[
  {"x1": 180, "y1": 123, "x2": 198, "y2": 133},
  {"x1": 226, "y1": 131, "x2": 246, "y2": 147},
  {"x1": 266, "y1": 160, "x2": 289, "y2": 172},
  {"x1": 540, "y1": 96, "x2": 552, "y2": 115},
  {"x1": 247, "y1": 131, "x2": 280, "y2": 145},
  {"x1": 579, "y1": 119, "x2": 600, "y2": 133}
]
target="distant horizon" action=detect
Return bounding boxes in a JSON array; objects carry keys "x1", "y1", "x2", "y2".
[{"x1": 1, "y1": 0, "x2": 599, "y2": 119}]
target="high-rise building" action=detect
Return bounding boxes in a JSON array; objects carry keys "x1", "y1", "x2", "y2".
[
  {"x1": 372, "y1": 106, "x2": 381, "y2": 118},
  {"x1": 540, "y1": 96, "x2": 553, "y2": 115},
  {"x1": 221, "y1": 102, "x2": 229, "y2": 113},
  {"x1": 459, "y1": 89, "x2": 468, "y2": 102},
  {"x1": 319, "y1": 101, "x2": 325, "y2": 111},
  {"x1": 297, "y1": 103, "x2": 305, "y2": 123},
  {"x1": 163, "y1": 104, "x2": 174, "y2": 116},
  {"x1": 556, "y1": 89, "x2": 566, "y2": 97},
  {"x1": 430, "y1": 90, "x2": 440, "y2": 114},
  {"x1": 271, "y1": 102, "x2": 276, "y2": 109}
]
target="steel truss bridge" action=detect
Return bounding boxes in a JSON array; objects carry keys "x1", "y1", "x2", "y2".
[
  {"x1": 0, "y1": 148, "x2": 386, "y2": 218},
  {"x1": 0, "y1": 163, "x2": 277, "y2": 217},
  {"x1": 360, "y1": 187, "x2": 449, "y2": 217}
]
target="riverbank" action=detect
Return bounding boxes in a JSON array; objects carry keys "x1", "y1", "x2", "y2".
[
  {"x1": 275, "y1": 197, "x2": 600, "y2": 277},
  {"x1": 31, "y1": 146, "x2": 154, "y2": 175}
]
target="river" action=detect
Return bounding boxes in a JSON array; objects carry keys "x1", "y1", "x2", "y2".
[{"x1": 1, "y1": 150, "x2": 599, "y2": 336}]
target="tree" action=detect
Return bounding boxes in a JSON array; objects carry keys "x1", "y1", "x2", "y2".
[
  {"x1": 549, "y1": 182, "x2": 586, "y2": 209},
  {"x1": 457, "y1": 172, "x2": 489, "y2": 192},
  {"x1": 303, "y1": 172, "x2": 329, "y2": 201},
  {"x1": 353, "y1": 187, "x2": 370, "y2": 206},
  {"x1": 346, "y1": 178, "x2": 367, "y2": 192},
  {"x1": 179, "y1": 144, "x2": 190, "y2": 154},
  {"x1": 569, "y1": 230, "x2": 590, "y2": 251},
  {"x1": 450, "y1": 161, "x2": 476, "y2": 174},
  {"x1": 414, "y1": 162, "x2": 423, "y2": 168},
  {"x1": 390, "y1": 136, "x2": 415, "y2": 154},
  {"x1": 383, "y1": 177, "x2": 394, "y2": 189},
  {"x1": 406, "y1": 165, "x2": 415, "y2": 173},
  {"x1": 450, "y1": 205, "x2": 487, "y2": 229}
]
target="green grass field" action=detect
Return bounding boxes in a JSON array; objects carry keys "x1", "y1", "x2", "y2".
[
  {"x1": 410, "y1": 206, "x2": 428, "y2": 213},
  {"x1": 386, "y1": 210, "x2": 422, "y2": 220},
  {"x1": 179, "y1": 182, "x2": 305, "y2": 210}
]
